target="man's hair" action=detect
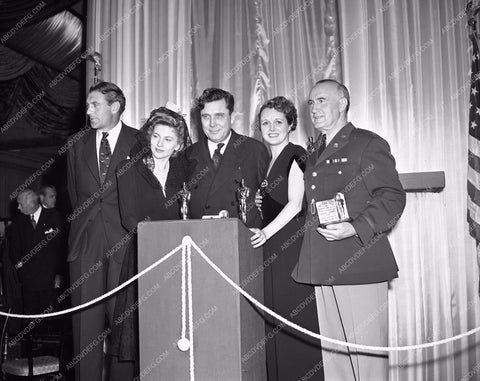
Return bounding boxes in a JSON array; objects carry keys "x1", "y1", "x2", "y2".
[
  {"x1": 259, "y1": 96, "x2": 298, "y2": 131},
  {"x1": 195, "y1": 88, "x2": 234, "y2": 114},
  {"x1": 17, "y1": 189, "x2": 38, "y2": 202},
  {"x1": 89, "y1": 81, "x2": 126, "y2": 115},
  {"x1": 314, "y1": 79, "x2": 350, "y2": 114},
  {"x1": 38, "y1": 185, "x2": 56, "y2": 196}
]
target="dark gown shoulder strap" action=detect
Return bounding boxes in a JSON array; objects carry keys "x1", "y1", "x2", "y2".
[{"x1": 288, "y1": 144, "x2": 307, "y2": 173}]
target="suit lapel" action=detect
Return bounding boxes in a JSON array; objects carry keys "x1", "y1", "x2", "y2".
[
  {"x1": 84, "y1": 130, "x2": 100, "y2": 185},
  {"x1": 317, "y1": 123, "x2": 354, "y2": 164},
  {"x1": 189, "y1": 137, "x2": 216, "y2": 188},
  {"x1": 209, "y1": 131, "x2": 243, "y2": 196},
  {"x1": 33, "y1": 207, "x2": 46, "y2": 240},
  {"x1": 106, "y1": 123, "x2": 132, "y2": 183}
]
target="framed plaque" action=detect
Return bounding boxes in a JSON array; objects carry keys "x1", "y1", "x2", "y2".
[{"x1": 315, "y1": 192, "x2": 352, "y2": 228}]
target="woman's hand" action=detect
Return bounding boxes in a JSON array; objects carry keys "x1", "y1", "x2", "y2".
[{"x1": 250, "y1": 228, "x2": 267, "y2": 248}]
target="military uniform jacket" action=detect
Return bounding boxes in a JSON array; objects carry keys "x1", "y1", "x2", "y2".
[
  {"x1": 293, "y1": 123, "x2": 406, "y2": 285},
  {"x1": 185, "y1": 130, "x2": 269, "y2": 228}
]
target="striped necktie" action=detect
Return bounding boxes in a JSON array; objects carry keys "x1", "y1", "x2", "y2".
[
  {"x1": 212, "y1": 143, "x2": 225, "y2": 171},
  {"x1": 99, "y1": 132, "x2": 112, "y2": 184}
]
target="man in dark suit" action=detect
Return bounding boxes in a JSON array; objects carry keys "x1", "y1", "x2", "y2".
[
  {"x1": 186, "y1": 88, "x2": 269, "y2": 228},
  {"x1": 293, "y1": 79, "x2": 406, "y2": 380},
  {"x1": 66, "y1": 81, "x2": 137, "y2": 381},
  {"x1": 10, "y1": 189, "x2": 64, "y2": 315}
]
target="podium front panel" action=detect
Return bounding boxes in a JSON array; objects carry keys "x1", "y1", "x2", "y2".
[{"x1": 137, "y1": 219, "x2": 266, "y2": 380}]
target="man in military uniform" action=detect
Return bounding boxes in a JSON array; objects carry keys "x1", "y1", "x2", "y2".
[{"x1": 293, "y1": 79, "x2": 406, "y2": 380}]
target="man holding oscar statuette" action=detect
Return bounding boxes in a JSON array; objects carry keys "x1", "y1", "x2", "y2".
[{"x1": 186, "y1": 88, "x2": 269, "y2": 227}]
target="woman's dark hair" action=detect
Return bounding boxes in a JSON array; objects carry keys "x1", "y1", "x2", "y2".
[
  {"x1": 139, "y1": 107, "x2": 191, "y2": 157},
  {"x1": 258, "y1": 96, "x2": 298, "y2": 131}
]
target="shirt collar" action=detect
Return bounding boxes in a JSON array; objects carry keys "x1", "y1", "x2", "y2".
[
  {"x1": 97, "y1": 120, "x2": 122, "y2": 139},
  {"x1": 207, "y1": 131, "x2": 232, "y2": 157},
  {"x1": 96, "y1": 120, "x2": 122, "y2": 153},
  {"x1": 31, "y1": 206, "x2": 41, "y2": 222}
]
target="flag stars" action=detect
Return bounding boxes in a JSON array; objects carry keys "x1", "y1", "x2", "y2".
[
  {"x1": 476, "y1": 107, "x2": 480, "y2": 115},
  {"x1": 473, "y1": 87, "x2": 479, "y2": 96},
  {"x1": 471, "y1": 120, "x2": 478, "y2": 130}
]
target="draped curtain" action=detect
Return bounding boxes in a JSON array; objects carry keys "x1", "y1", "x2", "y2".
[
  {"x1": 87, "y1": 0, "x2": 337, "y2": 140},
  {"x1": 259, "y1": 0, "x2": 341, "y2": 144},
  {"x1": 0, "y1": 0, "x2": 80, "y2": 32},
  {"x1": 0, "y1": 45, "x2": 81, "y2": 140},
  {"x1": 86, "y1": 0, "x2": 480, "y2": 379},
  {"x1": 87, "y1": 0, "x2": 192, "y2": 132},
  {"x1": 339, "y1": 0, "x2": 480, "y2": 380}
]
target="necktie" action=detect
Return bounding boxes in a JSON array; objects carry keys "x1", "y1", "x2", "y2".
[
  {"x1": 99, "y1": 132, "x2": 112, "y2": 184},
  {"x1": 212, "y1": 143, "x2": 225, "y2": 171},
  {"x1": 31, "y1": 215, "x2": 36, "y2": 229},
  {"x1": 317, "y1": 134, "x2": 327, "y2": 158}
]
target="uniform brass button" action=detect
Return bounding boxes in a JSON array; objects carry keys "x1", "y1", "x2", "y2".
[
  {"x1": 311, "y1": 185, "x2": 316, "y2": 190},
  {"x1": 312, "y1": 172, "x2": 317, "y2": 177},
  {"x1": 338, "y1": 170, "x2": 342, "y2": 175}
]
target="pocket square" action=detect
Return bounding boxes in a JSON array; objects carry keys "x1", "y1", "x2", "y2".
[{"x1": 44, "y1": 228, "x2": 55, "y2": 234}]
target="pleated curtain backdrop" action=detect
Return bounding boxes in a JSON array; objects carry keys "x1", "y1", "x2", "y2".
[
  {"x1": 339, "y1": 0, "x2": 480, "y2": 380},
  {"x1": 87, "y1": 0, "x2": 193, "y2": 130},
  {"x1": 86, "y1": 0, "x2": 480, "y2": 379},
  {"x1": 86, "y1": 0, "x2": 337, "y2": 138}
]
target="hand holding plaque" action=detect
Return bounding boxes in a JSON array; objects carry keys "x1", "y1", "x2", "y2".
[{"x1": 315, "y1": 192, "x2": 352, "y2": 228}]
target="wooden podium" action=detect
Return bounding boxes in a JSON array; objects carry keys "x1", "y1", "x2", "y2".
[{"x1": 137, "y1": 218, "x2": 266, "y2": 380}]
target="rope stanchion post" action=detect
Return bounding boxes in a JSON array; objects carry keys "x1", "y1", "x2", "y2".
[
  {"x1": 188, "y1": 239, "x2": 480, "y2": 353},
  {"x1": 3, "y1": 234, "x2": 479, "y2": 368},
  {"x1": 176, "y1": 235, "x2": 195, "y2": 380}
]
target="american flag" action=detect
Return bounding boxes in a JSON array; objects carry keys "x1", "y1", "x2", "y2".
[{"x1": 467, "y1": 33, "x2": 480, "y2": 243}]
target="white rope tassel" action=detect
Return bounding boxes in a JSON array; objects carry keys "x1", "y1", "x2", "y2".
[
  {"x1": 177, "y1": 238, "x2": 189, "y2": 351},
  {"x1": 187, "y1": 239, "x2": 195, "y2": 381},
  {"x1": 177, "y1": 236, "x2": 195, "y2": 380}
]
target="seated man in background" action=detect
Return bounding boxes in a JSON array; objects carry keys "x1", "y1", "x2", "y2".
[
  {"x1": 185, "y1": 88, "x2": 269, "y2": 228},
  {"x1": 10, "y1": 189, "x2": 64, "y2": 317}
]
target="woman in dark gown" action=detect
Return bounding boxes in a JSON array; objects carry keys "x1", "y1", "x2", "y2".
[
  {"x1": 250, "y1": 97, "x2": 324, "y2": 381},
  {"x1": 110, "y1": 106, "x2": 191, "y2": 379}
]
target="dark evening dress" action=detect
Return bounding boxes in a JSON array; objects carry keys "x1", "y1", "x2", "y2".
[
  {"x1": 111, "y1": 140, "x2": 190, "y2": 364},
  {"x1": 262, "y1": 143, "x2": 324, "y2": 381}
]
